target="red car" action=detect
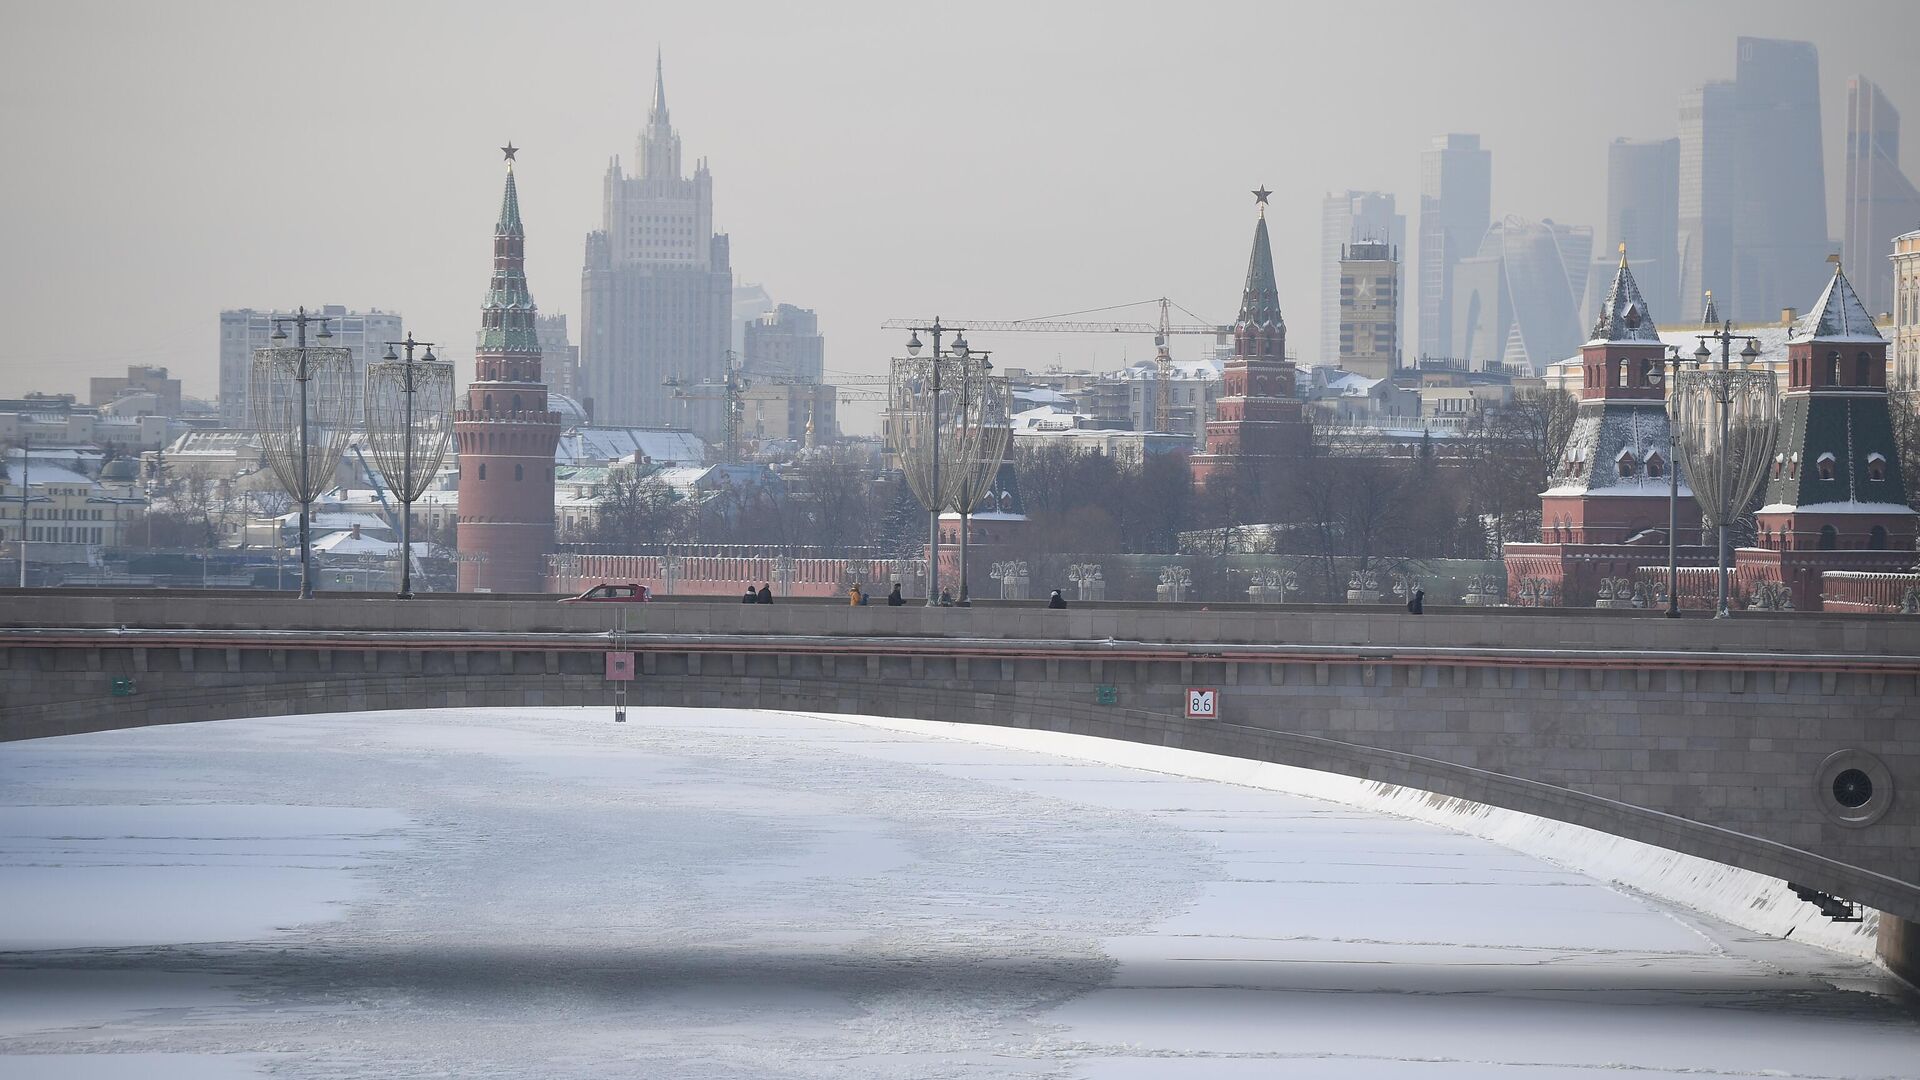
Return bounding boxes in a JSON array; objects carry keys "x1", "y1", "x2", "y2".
[{"x1": 559, "y1": 583, "x2": 653, "y2": 603}]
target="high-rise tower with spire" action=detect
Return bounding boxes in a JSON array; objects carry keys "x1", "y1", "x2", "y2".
[
  {"x1": 455, "y1": 146, "x2": 563, "y2": 593},
  {"x1": 1191, "y1": 189, "x2": 1309, "y2": 487},
  {"x1": 580, "y1": 51, "x2": 734, "y2": 436}
]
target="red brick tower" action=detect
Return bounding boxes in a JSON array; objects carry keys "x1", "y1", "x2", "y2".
[
  {"x1": 1502, "y1": 248, "x2": 1707, "y2": 606},
  {"x1": 455, "y1": 147, "x2": 563, "y2": 593},
  {"x1": 1739, "y1": 261, "x2": 1916, "y2": 608},
  {"x1": 1191, "y1": 188, "x2": 1309, "y2": 486}
]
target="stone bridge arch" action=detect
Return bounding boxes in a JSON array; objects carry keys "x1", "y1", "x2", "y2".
[{"x1": 8, "y1": 634, "x2": 1918, "y2": 927}]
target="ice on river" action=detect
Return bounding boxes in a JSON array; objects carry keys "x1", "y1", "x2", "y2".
[{"x1": 1, "y1": 707, "x2": 1915, "y2": 1079}]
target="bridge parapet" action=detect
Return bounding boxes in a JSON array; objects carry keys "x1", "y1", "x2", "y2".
[{"x1": 3, "y1": 590, "x2": 1918, "y2": 658}]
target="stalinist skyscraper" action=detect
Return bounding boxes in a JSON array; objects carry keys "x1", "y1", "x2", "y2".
[{"x1": 580, "y1": 52, "x2": 735, "y2": 435}]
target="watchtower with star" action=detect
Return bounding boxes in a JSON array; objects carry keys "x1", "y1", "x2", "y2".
[
  {"x1": 454, "y1": 145, "x2": 564, "y2": 593},
  {"x1": 1191, "y1": 188, "x2": 1310, "y2": 486}
]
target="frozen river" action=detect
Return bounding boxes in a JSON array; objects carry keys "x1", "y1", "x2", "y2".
[{"x1": 2, "y1": 707, "x2": 1917, "y2": 1079}]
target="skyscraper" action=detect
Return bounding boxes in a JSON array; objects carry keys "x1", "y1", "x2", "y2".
[
  {"x1": 1450, "y1": 217, "x2": 1592, "y2": 373},
  {"x1": 455, "y1": 148, "x2": 563, "y2": 594},
  {"x1": 1336, "y1": 241, "x2": 1399, "y2": 380},
  {"x1": 1845, "y1": 77, "x2": 1920, "y2": 318},
  {"x1": 1729, "y1": 37, "x2": 1831, "y2": 322},
  {"x1": 1417, "y1": 134, "x2": 1492, "y2": 361},
  {"x1": 1590, "y1": 138, "x2": 1678, "y2": 329},
  {"x1": 1678, "y1": 80, "x2": 1736, "y2": 321},
  {"x1": 1320, "y1": 191, "x2": 1404, "y2": 367},
  {"x1": 742, "y1": 304, "x2": 825, "y2": 382},
  {"x1": 580, "y1": 53, "x2": 734, "y2": 437}
]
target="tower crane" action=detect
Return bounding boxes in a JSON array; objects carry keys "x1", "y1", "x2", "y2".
[{"x1": 881, "y1": 298, "x2": 1225, "y2": 433}]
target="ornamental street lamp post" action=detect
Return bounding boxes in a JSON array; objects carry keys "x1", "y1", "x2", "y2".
[
  {"x1": 250, "y1": 308, "x2": 353, "y2": 600},
  {"x1": 366, "y1": 334, "x2": 455, "y2": 598},
  {"x1": 894, "y1": 319, "x2": 968, "y2": 606},
  {"x1": 1664, "y1": 345, "x2": 1682, "y2": 618},
  {"x1": 1672, "y1": 325, "x2": 1775, "y2": 618}
]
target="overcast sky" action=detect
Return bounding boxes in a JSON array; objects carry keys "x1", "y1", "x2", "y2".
[{"x1": 4, "y1": 0, "x2": 1917, "y2": 432}]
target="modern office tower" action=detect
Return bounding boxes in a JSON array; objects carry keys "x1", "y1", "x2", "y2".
[
  {"x1": 1728, "y1": 37, "x2": 1831, "y2": 322},
  {"x1": 1678, "y1": 80, "x2": 1736, "y2": 322},
  {"x1": 742, "y1": 304, "x2": 826, "y2": 382},
  {"x1": 1845, "y1": 77, "x2": 1920, "y2": 318},
  {"x1": 1320, "y1": 191, "x2": 1404, "y2": 365},
  {"x1": 579, "y1": 54, "x2": 734, "y2": 436},
  {"x1": 1450, "y1": 217, "x2": 1592, "y2": 374},
  {"x1": 217, "y1": 306, "x2": 403, "y2": 429},
  {"x1": 1589, "y1": 138, "x2": 1679, "y2": 328},
  {"x1": 454, "y1": 152, "x2": 563, "y2": 594},
  {"x1": 1417, "y1": 134, "x2": 1492, "y2": 361},
  {"x1": 536, "y1": 315, "x2": 581, "y2": 406},
  {"x1": 1336, "y1": 241, "x2": 1399, "y2": 380},
  {"x1": 1893, "y1": 230, "x2": 1920, "y2": 385}
]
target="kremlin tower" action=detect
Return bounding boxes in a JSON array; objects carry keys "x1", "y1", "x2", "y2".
[
  {"x1": 1738, "y1": 261, "x2": 1915, "y2": 608},
  {"x1": 1502, "y1": 248, "x2": 1706, "y2": 606},
  {"x1": 455, "y1": 146, "x2": 563, "y2": 593},
  {"x1": 1190, "y1": 188, "x2": 1309, "y2": 486}
]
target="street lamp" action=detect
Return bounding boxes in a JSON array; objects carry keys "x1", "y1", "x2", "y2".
[
  {"x1": 1672, "y1": 323, "x2": 1778, "y2": 617},
  {"x1": 1663, "y1": 345, "x2": 1683, "y2": 618},
  {"x1": 888, "y1": 318, "x2": 968, "y2": 606},
  {"x1": 250, "y1": 308, "x2": 352, "y2": 599},
  {"x1": 365, "y1": 334, "x2": 455, "y2": 598},
  {"x1": 951, "y1": 348, "x2": 1010, "y2": 606}
]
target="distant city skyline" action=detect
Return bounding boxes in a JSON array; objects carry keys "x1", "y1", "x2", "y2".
[{"x1": 3, "y1": 1, "x2": 1918, "y2": 432}]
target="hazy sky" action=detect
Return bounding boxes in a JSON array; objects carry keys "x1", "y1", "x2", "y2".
[{"x1": 5, "y1": 0, "x2": 1918, "y2": 432}]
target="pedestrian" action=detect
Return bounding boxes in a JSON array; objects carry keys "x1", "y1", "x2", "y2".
[
  {"x1": 848, "y1": 583, "x2": 864, "y2": 606},
  {"x1": 741, "y1": 586, "x2": 757, "y2": 604},
  {"x1": 1047, "y1": 589, "x2": 1067, "y2": 609},
  {"x1": 1407, "y1": 588, "x2": 1425, "y2": 615},
  {"x1": 757, "y1": 583, "x2": 773, "y2": 604},
  {"x1": 886, "y1": 583, "x2": 904, "y2": 606},
  {"x1": 938, "y1": 589, "x2": 954, "y2": 606}
]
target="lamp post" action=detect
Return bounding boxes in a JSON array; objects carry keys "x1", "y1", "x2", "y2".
[
  {"x1": 15, "y1": 434, "x2": 27, "y2": 588},
  {"x1": 366, "y1": 333, "x2": 454, "y2": 598},
  {"x1": 1663, "y1": 345, "x2": 1682, "y2": 618},
  {"x1": 901, "y1": 319, "x2": 967, "y2": 607},
  {"x1": 252, "y1": 308, "x2": 347, "y2": 600},
  {"x1": 1674, "y1": 324, "x2": 1772, "y2": 618}
]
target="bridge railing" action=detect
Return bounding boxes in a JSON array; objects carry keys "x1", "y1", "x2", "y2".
[{"x1": 1822, "y1": 572, "x2": 1920, "y2": 614}]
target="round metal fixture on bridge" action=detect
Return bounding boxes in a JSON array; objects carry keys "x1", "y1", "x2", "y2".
[{"x1": 1815, "y1": 750, "x2": 1893, "y2": 827}]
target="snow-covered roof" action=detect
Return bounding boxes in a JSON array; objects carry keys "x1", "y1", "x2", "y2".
[
  {"x1": 11, "y1": 463, "x2": 95, "y2": 487},
  {"x1": 1794, "y1": 265, "x2": 1882, "y2": 342},
  {"x1": 558, "y1": 426, "x2": 707, "y2": 467},
  {"x1": 1543, "y1": 402, "x2": 1692, "y2": 499},
  {"x1": 1109, "y1": 357, "x2": 1222, "y2": 381},
  {"x1": 1011, "y1": 386, "x2": 1074, "y2": 408},
  {"x1": 1587, "y1": 252, "x2": 1663, "y2": 345},
  {"x1": 1011, "y1": 405, "x2": 1089, "y2": 432},
  {"x1": 277, "y1": 510, "x2": 392, "y2": 533},
  {"x1": 1757, "y1": 501, "x2": 1916, "y2": 516},
  {"x1": 311, "y1": 530, "x2": 399, "y2": 555}
]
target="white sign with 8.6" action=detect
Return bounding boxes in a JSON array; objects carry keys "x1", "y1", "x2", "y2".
[{"x1": 1185, "y1": 688, "x2": 1218, "y2": 719}]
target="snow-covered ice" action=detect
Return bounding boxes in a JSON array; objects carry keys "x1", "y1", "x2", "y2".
[{"x1": 2, "y1": 707, "x2": 1916, "y2": 1079}]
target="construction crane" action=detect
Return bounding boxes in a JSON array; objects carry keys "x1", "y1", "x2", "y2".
[
  {"x1": 665, "y1": 351, "x2": 748, "y2": 464},
  {"x1": 882, "y1": 298, "x2": 1225, "y2": 433}
]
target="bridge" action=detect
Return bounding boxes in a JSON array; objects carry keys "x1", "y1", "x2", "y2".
[{"x1": 3, "y1": 590, "x2": 1918, "y2": 969}]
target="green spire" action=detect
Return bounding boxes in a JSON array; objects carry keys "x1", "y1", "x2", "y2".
[{"x1": 497, "y1": 163, "x2": 524, "y2": 237}]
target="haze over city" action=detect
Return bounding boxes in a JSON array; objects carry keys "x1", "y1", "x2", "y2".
[{"x1": 5, "y1": 0, "x2": 1920, "y2": 427}]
